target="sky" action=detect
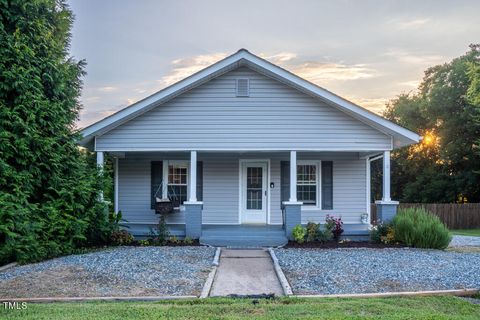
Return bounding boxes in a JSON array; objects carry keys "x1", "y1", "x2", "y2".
[{"x1": 68, "y1": 0, "x2": 480, "y2": 128}]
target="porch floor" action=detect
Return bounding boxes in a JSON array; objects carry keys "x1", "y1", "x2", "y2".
[{"x1": 200, "y1": 224, "x2": 288, "y2": 247}]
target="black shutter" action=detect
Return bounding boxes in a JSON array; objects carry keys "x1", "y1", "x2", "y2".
[
  {"x1": 151, "y1": 161, "x2": 163, "y2": 209},
  {"x1": 196, "y1": 161, "x2": 203, "y2": 201},
  {"x1": 322, "y1": 161, "x2": 333, "y2": 210},
  {"x1": 280, "y1": 161, "x2": 290, "y2": 208}
]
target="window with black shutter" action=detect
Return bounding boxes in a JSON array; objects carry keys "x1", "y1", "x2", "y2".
[
  {"x1": 321, "y1": 161, "x2": 333, "y2": 210},
  {"x1": 151, "y1": 161, "x2": 163, "y2": 209},
  {"x1": 280, "y1": 161, "x2": 290, "y2": 208}
]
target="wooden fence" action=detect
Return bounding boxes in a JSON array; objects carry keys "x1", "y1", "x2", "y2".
[{"x1": 370, "y1": 203, "x2": 480, "y2": 229}]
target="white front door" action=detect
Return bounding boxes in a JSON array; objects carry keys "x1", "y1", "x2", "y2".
[{"x1": 240, "y1": 161, "x2": 268, "y2": 224}]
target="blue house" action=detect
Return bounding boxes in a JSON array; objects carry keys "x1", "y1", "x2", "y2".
[{"x1": 79, "y1": 49, "x2": 419, "y2": 246}]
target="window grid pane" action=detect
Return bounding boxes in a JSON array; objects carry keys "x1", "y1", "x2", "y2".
[
  {"x1": 297, "y1": 164, "x2": 317, "y2": 205},
  {"x1": 167, "y1": 164, "x2": 188, "y2": 205}
]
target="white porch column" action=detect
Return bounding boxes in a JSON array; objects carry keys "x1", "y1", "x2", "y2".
[
  {"x1": 114, "y1": 157, "x2": 119, "y2": 213},
  {"x1": 96, "y1": 151, "x2": 104, "y2": 171},
  {"x1": 289, "y1": 151, "x2": 297, "y2": 202},
  {"x1": 96, "y1": 151, "x2": 104, "y2": 201},
  {"x1": 189, "y1": 150, "x2": 197, "y2": 202},
  {"x1": 382, "y1": 150, "x2": 391, "y2": 202}
]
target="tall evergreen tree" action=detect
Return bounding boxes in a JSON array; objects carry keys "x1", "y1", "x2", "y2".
[{"x1": 0, "y1": 0, "x2": 109, "y2": 264}]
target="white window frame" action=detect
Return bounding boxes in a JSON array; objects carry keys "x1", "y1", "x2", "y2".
[
  {"x1": 162, "y1": 160, "x2": 190, "y2": 208},
  {"x1": 297, "y1": 160, "x2": 321, "y2": 209}
]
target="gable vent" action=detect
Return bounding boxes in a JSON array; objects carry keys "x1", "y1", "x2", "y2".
[{"x1": 236, "y1": 78, "x2": 250, "y2": 97}]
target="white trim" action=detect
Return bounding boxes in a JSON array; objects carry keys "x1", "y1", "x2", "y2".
[
  {"x1": 202, "y1": 222, "x2": 242, "y2": 225},
  {"x1": 289, "y1": 151, "x2": 297, "y2": 202},
  {"x1": 94, "y1": 147, "x2": 394, "y2": 152},
  {"x1": 184, "y1": 201, "x2": 203, "y2": 205},
  {"x1": 96, "y1": 151, "x2": 104, "y2": 201},
  {"x1": 366, "y1": 157, "x2": 371, "y2": 223},
  {"x1": 375, "y1": 200, "x2": 399, "y2": 205},
  {"x1": 80, "y1": 49, "x2": 419, "y2": 147},
  {"x1": 382, "y1": 151, "x2": 391, "y2": 201},
  {"x1": 297, "y1": 160, "x2": 321, "y2": 209},
  {"x1": 114, "y1": 157, "x2": 119, "y2": 213},
  {"x1": 282, "y1": 201, "x2": 304, "y2": 205},
  {"x1": 238, "y1": 159, "x2": 271, "y2": 224},
  {"x1": 96, "y1": 151, "x2": 104, "y2": 169},
  {"x1": 189, "y1": 151, "x2": 197, "y2": 202},
  {"x1": 368, "y1": 154, "x2": 384, "y2": 162}
]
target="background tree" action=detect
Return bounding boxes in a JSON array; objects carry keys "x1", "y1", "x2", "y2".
[
  {"x1": 376, "y1": 44, "x2": 480, "y2": 203},
  {"x1": 0, "y1": 0, "x2": 110, "y2": 264}
]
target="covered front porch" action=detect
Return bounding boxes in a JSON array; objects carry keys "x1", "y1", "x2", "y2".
[{"x1": 96, "y1": 149, "x2": 396, "y2": 246}]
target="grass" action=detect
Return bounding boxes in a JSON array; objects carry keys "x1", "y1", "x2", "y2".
[
  {"x1": 451, "y1": 229, "x2": 480, "y2": 237},
  {"x1": 1, "y1": 296, "x2": 479, "y2": 319}
]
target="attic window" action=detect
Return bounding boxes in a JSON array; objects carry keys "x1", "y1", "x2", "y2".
[{"x1": 236, "y1": 78, "x2": 250, "y2": 97}]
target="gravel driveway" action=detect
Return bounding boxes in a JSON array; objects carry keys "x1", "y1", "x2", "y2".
[
  {"x1": 0, "y1": 246, "x2": 215, "y2": 298},
  {"x1": 274, "y1": 248, "x2": 480, "y2": 295}
]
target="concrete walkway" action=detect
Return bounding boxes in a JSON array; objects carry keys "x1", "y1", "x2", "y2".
[
  {"x1": 449, "y1": 235, "x2": 480, "y2": 247},
  {"x1": 209, "y1": 249, "x2": 284, "y2": 297}
]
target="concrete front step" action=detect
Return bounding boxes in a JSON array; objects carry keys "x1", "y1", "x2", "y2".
[{"x1": 200, "y1": 236, "x2": 288, "y2": 247}]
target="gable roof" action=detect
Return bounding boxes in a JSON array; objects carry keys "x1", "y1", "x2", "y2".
[{"x1": 79, "y1": 49, "x2": 420, "y2": 148}]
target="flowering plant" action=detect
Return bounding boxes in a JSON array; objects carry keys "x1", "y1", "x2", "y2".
[{"x1": 325, "y1": 214, "x2": 344, "y2": 240}]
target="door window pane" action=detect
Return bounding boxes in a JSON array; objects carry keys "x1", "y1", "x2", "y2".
[{"x1": 246, "y1": 167, "x2": 263, "y2": 210}]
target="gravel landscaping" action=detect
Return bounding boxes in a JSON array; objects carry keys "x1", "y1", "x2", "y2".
[
  {"x1": 274, "y1": 248, "x2": 480, "y2": 295},
  {"x1": 0, "y1": 246, "x2": 216, "y2": 298}
]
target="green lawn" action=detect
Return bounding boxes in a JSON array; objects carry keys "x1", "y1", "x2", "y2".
[
  {"x1": 451, "y1": 229, "x2": 480, "y2": 237},
  {"x1": 1, "y1": 296, "x2": 479, "y2": 320}
]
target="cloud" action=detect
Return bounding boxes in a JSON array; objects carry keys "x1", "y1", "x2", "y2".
[
  {"x1": 384, "y1": 49, "x2": 444, "y2": 66},
  {"x1": 347, "y1": 97, "x2": 389, "y2": 114},
  {"x1": 97, "y1": 86, "x2": 118, "y2": 92},
  {"x1": 397, "y1": 18, "x2": 430, "y2": 29},
  {"x1": 77, "y1": 109, "x2": 119, "y2": 128},
  {"x1": 158, "y1": 51, "x2": 378, "y2": 90},
  {"x1": 159, "y1": 53, "x2": 228, "y2": 86},
  {"x1": 84, "y1": 96, "x2": 101, "y2": 102},
  {"x1": 261, "y1": 52, "x2": 297, "y2": 63},
  {"x1": 398, "y1": 80, "x2": 420, "y2": 88},
  {"x1": 291, "y1": 62, "x2": 378, "y2": 83}
]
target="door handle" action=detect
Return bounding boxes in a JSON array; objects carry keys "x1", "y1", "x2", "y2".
[{"x1": 265, "y1": 190, "x2": 267, "y2": 196}]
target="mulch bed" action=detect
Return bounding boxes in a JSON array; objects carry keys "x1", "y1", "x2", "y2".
[{"x1": 284, "y1": 241, "x2": 405, "y2": 249}]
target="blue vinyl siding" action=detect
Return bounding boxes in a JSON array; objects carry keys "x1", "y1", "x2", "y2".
[{"x1": 96, "y1": 67, "x2": 391, "y2": 151}]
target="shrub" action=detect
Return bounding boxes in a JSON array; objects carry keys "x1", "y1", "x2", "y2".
[
  {"x1": 305, "y1": 222, "x2": 333, "y2": 243},
  {"x1": 183, "y1": 237, "x2": 193, "y2": 245},
  {"x1": 370, "y1": 221, "x2": 391, "y2": 243},
  {"x1": 316, "y1": 228, "x2": 333, "y2": 243},
  {"x1": 150, "y1": 215, "x2": 170, "y2": 245},
  {"x1": 110, "y1": 230, "x2": 133, "y2": 246},
  {"x1": 325, "y1": 215, "x2": 344, "y2": 240},
  {"x1": 292, "y1": 225, "x2": 306, "y2": 243},
  {"x1": 305, "y1": 222, "x2": 320, "y2": 242},
  {"x1": 138, "y1": 239, "x2": 150, "y2": 246},
  {"x1": 393, "y1": 208, "x2": 451, "y2": 249}
]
